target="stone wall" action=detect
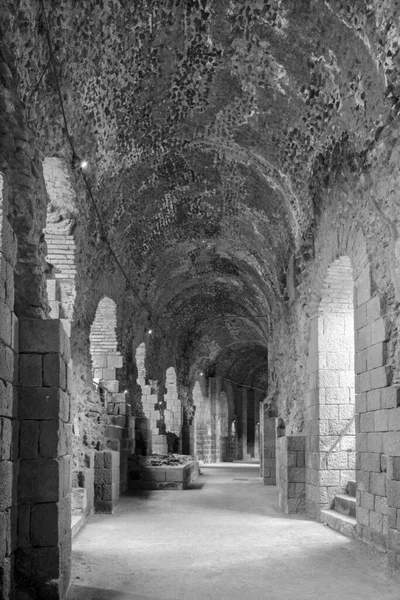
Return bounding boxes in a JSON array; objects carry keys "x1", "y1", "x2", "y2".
[
  {"x1": 16, "y1": 319, "x2": 72, "y2": 598},
  {"x1": 0, "y1": 173, "x2": 18, "y2": 599},
  {"x1": 271, "y1": 192, "x2": 400, "y2": 566},
  {"x1": 305, "y1": 256, "x2": 356, "y2": 516}
]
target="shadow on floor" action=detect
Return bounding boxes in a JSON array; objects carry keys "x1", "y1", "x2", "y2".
[{"x1": 69, "y1": 584, "x2": 154, "y2": 600}]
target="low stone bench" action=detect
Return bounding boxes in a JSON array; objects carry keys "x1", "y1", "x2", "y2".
[{"x1": 127, "y1": 456, "x2": 199, "y2": 490}]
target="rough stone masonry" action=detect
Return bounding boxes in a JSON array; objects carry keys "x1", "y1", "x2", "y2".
[{"x1": 1, "y1": 0, "x2": 400, "y2": 598}]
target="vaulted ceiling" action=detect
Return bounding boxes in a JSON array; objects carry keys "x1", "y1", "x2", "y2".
[{"x1": 3, "y1": 0, "x2": 397, "y2": 389}]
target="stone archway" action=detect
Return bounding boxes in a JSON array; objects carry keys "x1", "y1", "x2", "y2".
[{"x1": 311, "y1": 256, "x2": 356, "y2": 512}]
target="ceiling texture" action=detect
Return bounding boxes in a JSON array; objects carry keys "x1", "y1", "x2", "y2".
[{"x1": 2, "y1": 0, "x2": 398, "y2": 395}]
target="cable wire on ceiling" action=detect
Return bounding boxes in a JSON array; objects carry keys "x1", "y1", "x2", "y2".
[
  {"x1": 38, "y1": 1, "x2": 267, "y2": 393},
  {"x1": 39, "y1": 0, "x2": 149, "y2": 316}
]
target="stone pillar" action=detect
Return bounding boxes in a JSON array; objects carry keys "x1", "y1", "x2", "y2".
[
  {"x1": 209, "y1": 377, "x2": 218, "y2": 462},
  {"x1": 0, "y1": 178, "x2": 18, "y2": 599},
  {"x1": 242, "y1": 388, "x2": 247, "y2": 460},
  {"x1": 263, "y1": 414, "x2": 277, "y2": 485},
  {"x1": 16, "y1": 319, "x2": 72, "y2": 599},
  {"x1": 276, "y1": 436, "x2": 306, "y2": 513},
  {"x1": 94, "y1": 450, "x2": 120, "y2": 513},
  {"x1": 254, "y1": 398, "x2": 260, "y2": 461}
]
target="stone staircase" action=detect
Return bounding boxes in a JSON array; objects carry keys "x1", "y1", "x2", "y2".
[{"x1": 320, "y1": 480, "x2": 357, "y2": 539}]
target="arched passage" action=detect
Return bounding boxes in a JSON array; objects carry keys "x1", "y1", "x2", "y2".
[
  {"x1": 90, "y1": 297, "x2": 122, "y2": 391},
  {"x1": 306, "y1": 256, "x2": 356, "y2": 516},
  {"x1": 318, "y1": 257, "x2": 355, "y2": 507},
  {"x1": 42, "y1": 157, "x2": 76, "y2": 322}
]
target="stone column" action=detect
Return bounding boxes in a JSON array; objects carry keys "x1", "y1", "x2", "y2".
[
  {"x1": 263, "y1": 414, "x2": 277, "y2": 485},
  {"x1": 242, "y1": 388, "x2": 247, "y2": 460},
  {"x1": 15, "y1": 319, "x2": 72, "y2": 599},
  {"x1": 276, "y1": 436, "x2": 306, "y2": 513}
]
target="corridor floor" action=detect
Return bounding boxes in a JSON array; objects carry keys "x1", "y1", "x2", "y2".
[{"x1": 69, "y1": 464, "x2": 400, "y2": 600}]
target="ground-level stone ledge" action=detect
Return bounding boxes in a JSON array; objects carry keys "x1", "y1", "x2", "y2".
[{"x1": 127, "y1": 455, "x2": 199, "y2": 490}]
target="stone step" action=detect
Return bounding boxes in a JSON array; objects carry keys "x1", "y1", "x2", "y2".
[
  {"x1": 347, "y1": 480, "x2": 356, "y2": 497},
  {"x1": 334, "y1": 494, "x2": 356, "y2": 518},
  {"x1": 320, "y1": 509, "x2": 357, "y2": 539}
]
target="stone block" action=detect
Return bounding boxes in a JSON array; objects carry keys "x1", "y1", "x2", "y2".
[
  {"x1": 360, "y1": 452, "x2": 381, "y2": 473},
  {"x1": 366, "y1": 389, "x2": 380, "y2": 412},
  {"x1": 43, "y1": 353, "x2": 67, "y2": 390},
  {"x1": 0, "y1": 299, "x2": 12, "y2": 347},
  {"x1": 0, "y1": 380, "x2": 14, "y2": 418},
  {"x1": 92, "y1": 354, "x2": 107, "y2": 368},
  {"x1": 354, "y1": 303, "x2": 367, "y2": 330},
  {"x1": 94, "y1": 469, "x2": 112, "y2": 485},
  {"x1": 94, "y1": 454, "x2": 103, "y2": 470},
  {"x1": 360, "y1": 412, "x2": 374, "y2": 433},
  {"x1": 18, "y1": 387, "x2": 64, "y2": 420},
  {"x1": 355, "y1": 393, "x2": 367, "y2": 413},
  {"x1": 381, "y1": 387, "x2": 400, "y2": 410},
  {"x1": 387, "y1": 408, "x2": 400, "y2": 431},
  {"x1": 107, "y1": 355, "x2": 123, "y2": 369},
  {"x1": 393, "y1": 457, "x2": 400, "y2": 481},
  {"x1": 103, "y1": 380, "x2": 119, "y2": 393},
  {"x1": 0, "y1": 343, "x2": 14, "y2": 383},
  {"x1": 367, "y1": 343, "x2": 387, "y2": 371},
  {"x1": 370, "y1": 472, "x2": 386, "y2": 497},
  {"x1": 388, "y1": 481, "x2": 400, "y2": 509},
  {"x1": 18, "y1": 458, "x2": 60, "y2": 503},
  {"x1": 19, "y1": 353, "x2": 42, "y2": 387},
  {"x1": 142, "y1": 468, "x2": 166, "y2": 482},
  {"x1": 366, "y1": 296, "x2": 382, "y2": 322},
  {"x1": 39, "y1": 420, "x2": 60, "y2": 458},
  {"x1": 357, "y1": 506, "x2": 370, "y2": 526},
  {"x1": 101, "y1": 368, "x2": 116, "y2": 380},
  {"x1": 0, "y1": 461, "x2": 13, "y2": 510},
  {"x1": 19, "y1": 420, "x2": 39, "y2": 459},
  {"x1": 30, "y1": 503, "x2": 58, "y2": 547},
  {"x1": 367, "y1": 432, "x2": 384, "y2": 453},
  {"x1": 47, "y1": 279, "x2": 57, "y2": 302},
  {"x1": 49, "y1": 300, "x2": 60, "y2": 319},
  {"x1": 0, "y1": 417, "x2": 12, "y2": 460},
  {"x1": 357, "y1": 325, "x2": 370, "y2": 351},
  {"x1": 374, "y1": 409, "x2": 388, "y2": 432},
  {"x1": 19, "y1": 319, "x2": 69, "y2": 361},
  {"x1": 17, "y1": 504, "x2": 31, "y2": 548},
  {"x1": 94, "y1": 500, "x2": 114, "y2": 513},
  {"x1": 388, "y1": 529, "x2": 400, "y2": 554},
  {"x1": 375, "y1": 495, "x2": 389, "y2": 516},
  {"x1": 15, "y1": 546, "x2": 60, "y2": 587},
  {"x1": 360, "y1": 491, "x2": 375, "y2": 510},
  {"x1": 371, "y1": 318, "x2": 388, "y2": 345},
  {"x1": 355, "y1": 349, "x2": 367, "y2": 374},
  {"x1": 370, "y1": 366, "x2": 392, "y2": 390}
]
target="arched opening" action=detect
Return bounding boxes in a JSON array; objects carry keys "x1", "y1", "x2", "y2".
[
  {"x1": 42, "y1": 157, "x2": 76, "y2": 322},
  {"x1": 135, "y1": 343, "x2": 168, "y2": 454},
  {"x1": 318, "y1": 256, "x2": 355, "y2": 509},
  {"x1": 306, "y1": 255, "x2": 356, "y2": 518},
  {"x1": 90, "y1": 296, "x2": 122, "y2": 392}
]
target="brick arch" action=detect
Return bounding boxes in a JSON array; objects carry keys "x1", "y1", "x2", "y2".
[{"x1": 308, "y1": 218, "x2": 370, "y2": 319}]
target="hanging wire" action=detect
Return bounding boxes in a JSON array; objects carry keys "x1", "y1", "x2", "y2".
[
  {"x1": 39, "y1": 0, "x2": 149, "y2": 315},
  {"x1": 38, "y1": 1, "x2": 267, "y2": 394}
]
